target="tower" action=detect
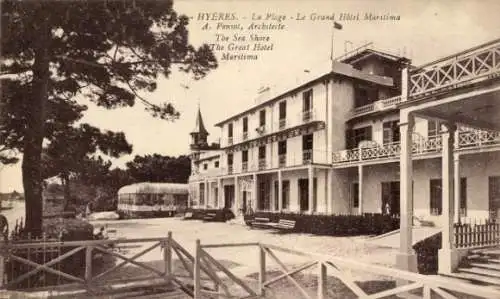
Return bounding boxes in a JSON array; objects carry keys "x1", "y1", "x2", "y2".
[{"x1": 190, "y1": 106, "x2": 209, "y2": 150}]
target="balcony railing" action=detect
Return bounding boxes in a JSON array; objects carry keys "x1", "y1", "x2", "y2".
[
  {"x1": 302, "y1": 149, "x2": 313, "y2": 164},
  {"x1": 278, "y1": 118, "x2": 286, "y2": 129},
  {"x1": 242, "y1": 161, "x2": 248, "y2": 172},
  {"x1": 332, "y1": 129, "x2": 500, "y2": 164},
  {"x1": 302, "y1": 109, "x2": 314, "y2": 123},
  {"x1": 228, "y1": 165, "x2": 233, "y2": 174},
  {"x1": 349, "y1": 95, "x2": 402, "y2": 119},
  {"x1": 278, "y1": 154, "x2": 286, "y2": 167},
  {"x1": 258, "y1": 158, "x2": 267, "y2": 170},
  {"x1": 409, "y1": 38, "x2": 500, "y2": 98},
  {"x1": 227, "y1": 137, "x2": 233, "y2": 145}
]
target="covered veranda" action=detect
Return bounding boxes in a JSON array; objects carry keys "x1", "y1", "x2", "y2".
[{"x1": 396, "y1": 38, "x2": 500, "y2": 274}]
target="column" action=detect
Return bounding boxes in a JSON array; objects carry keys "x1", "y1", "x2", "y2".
[
  {"x1": 396, "y1": 110, "x2": 418, "y2": 273},
  {"x1": 308, "y1": 166, "x2": 314, "y2": 213},
  {"x1": 217, "y1": 178, "x2": 222, "y2": 209},
  {"x1": 438, "y1": 123, "x2": 458, "y2": 274},
  {"x1": 253, "y1": 173, "x2": 258, "y2": 211},
  {"x1": 358, "y1": 165, "x2": 363, "y2": 215},
  {"x1": 278, "y1": 170, "x2": 283, "y2": 212},
  {"x1": 234, "y1": 176, "x2": 239, "y2": 213},
  {"x1": 454, "y1": 153, "x2": 461, "y2": 223}
]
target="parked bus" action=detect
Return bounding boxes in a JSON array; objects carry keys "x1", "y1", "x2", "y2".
[{"x1": 117, "y1": 182, "x2": 189, "y2": 218}]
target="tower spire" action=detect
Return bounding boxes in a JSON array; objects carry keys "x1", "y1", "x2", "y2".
[{"x1": 190, "y1": 104, "x2": 209, "y2": 150}]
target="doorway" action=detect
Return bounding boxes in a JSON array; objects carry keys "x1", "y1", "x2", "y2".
[
  {"x1": 224, "y1": 185, "x2": 235, "y2": 209},
  {"x1": 489, "y1": 176, "x2": 500, "y2": 220},
  {"x1": 381, "y1": 181, "x2": 400, "y2": 216}
]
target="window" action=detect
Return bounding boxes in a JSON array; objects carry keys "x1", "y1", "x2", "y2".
[
  {"x1": 243, "y1": 117, "x2": 248, "y2": 133},
  {"x1": 258, "y1": 146, "x2": 266, "y2": 159},
  {"x1": 203, "y1": 163, "x2": 208, "y2": 170},
  {"x1": 352, "y1": 183, "x2": 359, "y2": 208},
  {"x1": 227, "y1": 154, "x2": 233, "y2": 166},
  {"x1": 430, "y1": 179, "x2": 442, "y2": 215},
  {"x1": 278, "y1": 140, "x2": 287, "y2": 155},
  {"x1": 354, "y1": 84, "x2": 377, "y2": 107},
  {"x1": 228, "y1": 123, "x2": 233, "y2": 138},
  {"x1": 214, "y1": 161, "x2": 219, "y2": 168},
  {"x1": 199, "y1": 183, "x2": 205, "y2": 206},
  {"x1": 303, "y1": 89, "x2": 313, "y2": 111},
  {"x1": 346, "y1": 126, "x2": 372, "y2": 149},
  {"x1": 302, "y1": 134, "x2": 313, "y2": 150},
  {"x1": 242, "y1": 150, "x2": 248, "y2": 162},
  {"x1": 428, "y1": 120, "x2": 442, "y2": 137},
  {"x1": 383, "y1": 121, "x2": 400, "y2": 144},
  {"x1": 259, "y1": 109, "x2": 266, "y2": 126},
  {"x1": 460, "y1": 177, "x2": 467, "y2": 216},
  {"x1": 279, "y1": 101, "x2": 287, "y2": 119}
]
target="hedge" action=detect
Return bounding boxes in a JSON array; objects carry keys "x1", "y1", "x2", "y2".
[
  {"x1": 185, "y1": 208, "x2": 235, "y2": 222},
  {"x1": 245, "y1": 212, "x2": 400, "y2": 236},
  {"x1": 413, "y1": 233, "x2": 441, "y2": 275}
]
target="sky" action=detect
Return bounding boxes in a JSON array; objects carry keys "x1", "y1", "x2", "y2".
[{"x1": 1, "y1": 0, "x2": 500, "y2": 193}]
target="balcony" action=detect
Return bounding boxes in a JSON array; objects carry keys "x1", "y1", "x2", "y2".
[
  {"x1": 227, "y1": 137, "x2": 233, "y2": 145},
  {"x1": 349, "y1": 95, "x2": 402, "y2": 119},
  {"x1": 302, "y1": 149, "x2": 313, "y2": 164},
  {"x1": 278, "y1": 154, "x2": 286, "y2": 167},
  {"x1": 278, "y1": 118, "x2": 286, "y2": 130},
  {"x1": 242, "y1": 161, "x2": 248, "y2": 172},
  {"x1": 242, "y1": 131, "x2": 248, "y2": 141},
  {"x1": 228, "y1": 165, "x2": 233, "y2": 174},
  {"x1": 258, "y1": 158, "x2": 267, "y2": 170},
  {"x1": 332, "y1": 129, "x2": 500, "y2": 165},
  {"x1": 302, "y1": 109, "x2": 314, "y2": 123}
]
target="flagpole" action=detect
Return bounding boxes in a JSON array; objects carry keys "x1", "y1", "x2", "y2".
[{"x1": 330, "y1": 21, "x2": 343, "y2": 70}]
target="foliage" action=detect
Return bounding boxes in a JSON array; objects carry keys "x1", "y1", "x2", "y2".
[
  {"x1": 1, "y1": 0, "x2": 217, "y2": 234},
  {"x1": 413, "y1": 233, "x2": 441, "y2": 275},
  {"x1": 126, "y1": 154, "x2": 191, "y2": 183},
  {"x1": 245, "y1": 212, "x2": 400, "y2": 236}
]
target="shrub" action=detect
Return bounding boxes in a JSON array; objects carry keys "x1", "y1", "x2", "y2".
[
  {"x1": 244, "y1": 212, "x2": 400, "y2": 236},
  {"x1": 413, "y1": 233, "x2": 441, "y2": 275}
]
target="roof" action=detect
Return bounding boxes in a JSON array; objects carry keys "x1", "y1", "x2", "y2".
[
  {"x1": 191, "y1": 108, "x2": 209, "y2": 135},
  {"x1": 340, "y1": 48, "x2": 409, "y2": 65},
  {"x1": 214, "y1": 60, "x2": 395, "y2": 127},
  {"x1": 118, "y1": 182, "x2": 189, "y2": 195}
]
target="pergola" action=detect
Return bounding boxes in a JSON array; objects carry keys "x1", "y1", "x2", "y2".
[{"x1": 396, "y1": 39, "x2": 500, "y2": 274}]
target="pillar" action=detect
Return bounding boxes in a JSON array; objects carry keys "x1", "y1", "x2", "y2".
[
  {"x1": 454, "y1": 153, "x2": 461, "y2": 223},
  {"x1": 438, "y1": 123, "x2": 460, "y2": 274},
  {"x1": 278, "y1": 170, "x2": 283, "y2": 212},
  {"x1": 308, "y1": 166, "x2": 314, "y2": 214},
  {"x1": 396, "y1": 110, "x2": 418, "y2": 273},
  {"x1": 358, "y1": 165, "x2": 363, "y2": 215}
]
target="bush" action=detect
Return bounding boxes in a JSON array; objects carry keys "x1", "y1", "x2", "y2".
[
  {"x1": 245, "y1": 212, "x2": 400, "y2": 236},
  {"x1": 185, "y1": 208, "x2": 235, "y2": 222},
  {"x1": 413, "y1": 233, "x2": 441, "y2": 275}
]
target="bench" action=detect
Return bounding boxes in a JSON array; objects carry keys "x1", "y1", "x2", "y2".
[
  {"x1": 203, "y1": 213, "x2": 216, "y2": 221},
  {"x1": 276, "y1": 219, "x2": 296, "y2": 230},
  {"x1": 250, "y1": 217, "x2": 275, "y2": 229},
  {"x1": 253, "y1": 217, "x2": 270, "y2": 223}
]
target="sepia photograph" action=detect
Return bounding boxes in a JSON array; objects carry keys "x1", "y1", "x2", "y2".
[{"x1": 1, "y1": 0, "x2": 500, "y2": 298}]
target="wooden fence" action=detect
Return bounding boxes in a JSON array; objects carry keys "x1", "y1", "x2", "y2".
[
  {"x1": 454, "y1": 221, "x2": 500, "y2": 249},
  {"x1": 0, "y1": 231, "x2": 221, "y2": 296},
  {"x1": 194, "y1": 241, "x2": 500, "y2": 299}
]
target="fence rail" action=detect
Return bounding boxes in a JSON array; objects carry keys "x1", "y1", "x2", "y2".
[
  {"x1": 454, "y1": 221, "x2": 500, "y2": 249},
  {"x1": 193, "y1": 241, "x2": 500, "y2": 299}
]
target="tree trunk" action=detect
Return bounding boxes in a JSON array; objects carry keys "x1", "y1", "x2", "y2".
[
  {"x1": 22, "y1": 12, "x2": 50, "y2": 237},
  {"x1": 62, "y1": 174, "x2": 72, "y2": 211}
]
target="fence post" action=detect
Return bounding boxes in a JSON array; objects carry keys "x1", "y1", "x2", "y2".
[
  {"x1": 318, "y1": 261, "x2": 326, "y2": 299},
  {"x1": 0, "y1": 241, "x2": 4, "y2": 288},
  {"x1": 259, "y1": 244, "x2": 266, "y2": 296},
  {"x1": 194, "y1": 239, "x2": 201, "y2": 299},
  {"x1": 164, "y1": 231, "x2": 173, "y2": 286},
  {"x1": 85, "y1": 246, "x2": 93, "y2": 284}
]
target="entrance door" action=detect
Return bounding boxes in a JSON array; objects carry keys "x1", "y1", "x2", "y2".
[
  {"x1": 489, "y1": 177, "x2": 500, "y2": 220},
  {"x1": 299, "y1": 179, "x2": 309, "y2": 212},
  {"x1": 242, "y1": 191, "x2": 247, "y2": 213},
  {"x1": 224, "y1": 185, "x2": 235, "y2": 209},
  {"x1": 381, "y1": 181, "x2": 400, "y2": 216}
]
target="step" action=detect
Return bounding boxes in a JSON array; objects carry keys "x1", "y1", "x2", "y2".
[
  {"x1": 459, "y1": 267, "x2": 500, "y2": 278},
  {"x1": 471, "y1": 248, "x2": 500, "y2": 256},
  {"x1": 470, "y1": 262, "x2": 500, "y2": 271},
  {"x1": 443, "y1": 272, "x2": 500, "y2": 287}
]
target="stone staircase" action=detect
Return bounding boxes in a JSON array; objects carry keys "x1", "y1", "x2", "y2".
[{"x1": 442, "y1": 247, "x2": 500, "y2": 289}]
